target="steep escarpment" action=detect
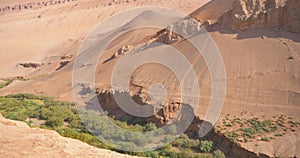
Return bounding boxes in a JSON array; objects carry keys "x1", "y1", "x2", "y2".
[{"x1": 217, "y1": 0, "x2": 300, "y2": 33}]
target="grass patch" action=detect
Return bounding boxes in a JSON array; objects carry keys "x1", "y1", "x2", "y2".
[
  {"x1": 0, "y1": 80, "x2": 13, "y2": 89},
  {"x1": 261, "y1": 137, "x2": 270, "y2": 142},
  {"x1": 274, "y1": 133, "x2": 283, "y2": 137},
  {"x1": 216, "y1": 113, "x2": 299, "y2": 145}
]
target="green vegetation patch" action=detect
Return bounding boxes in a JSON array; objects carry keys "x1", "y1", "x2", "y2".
[
  {"x1": 0, "y1": 93, "x2": 226, "y2": 158},
  {"x1": 0, "y1": 80, "x2": 13, "y2": 89},
  {"x1": 217, "y1": 113, "x2": 299, "y2": 145}
]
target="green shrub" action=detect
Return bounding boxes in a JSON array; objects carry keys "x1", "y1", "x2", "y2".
[
  {"x1": 144, "y1": 122, "x2": 157, "y2": 131},
  {"x1": 70, "y1": 119, "x2": 82, "y2": 129},
  {"x1": 288, "y1": 121, "x2": 300, "y2": 126},
  {"x1": 6, "y1": 109, "x2": 28, "y2": 121},
  {"x1": 179, "y1": 148, "x2": 194, "y2": 158},
  {"x1": 144, "y1": 151, "x2": 159, "y2": 158},
  {"x1": 163, "y1": 135, "x2": 175, "y2": 143},
  {"x1": 224, "y1": 123, "x2": 232, "y2": 127},
  {"x1": 134, "y1": 134, "x2": 149, "y2": 146},
  {"x1": 195, "y1": 153, "x2": 214, "y2": 158},
  {"x1": 242, "y1": 128, "x2": 256, "y2": 138},
  {"x1": 0, "y1": 80, "x2": 13, "y2": 89},
  {"x1": 168, "y1": 151, "x2": 179, "y2": 158},
  {"x1": 45, "y1": 116, "x2": 64, "y2": 128},
  {"x1": 214, "y1": 150, "x2": 225, "y2": 158},
  {"x1": 200, "y1": 140, "x2": 214, "y2": 153},
  {"x1": 174, "y1": 134, "x2": 200, "y2": 148},
  {"x1": 261, "y1": 137, "x2": 270, "y2": 142}
]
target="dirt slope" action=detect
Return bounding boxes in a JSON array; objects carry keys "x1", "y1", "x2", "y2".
[{"x1": 0, "y1": 0, "x2": 210, "y2": 100}]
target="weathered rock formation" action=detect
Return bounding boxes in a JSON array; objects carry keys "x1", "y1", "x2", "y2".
[
  {"x1": 217, "y1": 0, "x2": 300, "y2": 33},
  {"x1": 154, "y1": 17, "x2": 202, "y2": 44},
  {"x1": 113, "y1": 45, "x2": 134, "y2": 58}
]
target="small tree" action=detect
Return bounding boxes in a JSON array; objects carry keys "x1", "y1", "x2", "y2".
[
  {"x1": 214, "y1": 150, "x2": 225, "y2": 158},
  {"x1": 200, "y1": 140, "x2": 214, "y2": 153}
]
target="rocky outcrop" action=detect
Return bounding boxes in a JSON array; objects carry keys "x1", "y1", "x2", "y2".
[
  {"x1": 217, "y1": 0, "x2": 300, "y2": 33},
  {"x1": 113, "y1": 45, "x2": 134, "y2": 58},
  {"x1": 17, "y1": 62, "x2": 43, "y2": 69},
  {"x1": 56, "y1": 61, "x2": 70, "y2": 71},
  {"x1": 60, "y1": 55, "x2": 73, "y2": 60},
  {"x1": 154, "y1": 17, "x2": 202, "y2": 44}
]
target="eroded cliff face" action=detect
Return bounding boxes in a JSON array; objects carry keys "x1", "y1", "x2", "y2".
[
  {"x1": 92, "y1": 90, "x2": 181, "y2": 125},
  {"x1": 92, "y1": 90, "x2": 265, "y2": 157},
  {"x1": 217, "y1": 0, "x2": 300, "y2": 33}
]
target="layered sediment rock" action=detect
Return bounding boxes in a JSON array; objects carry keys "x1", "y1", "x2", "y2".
[{"x1": 217, "y1": 0, "x2": 300, "y2": 33}]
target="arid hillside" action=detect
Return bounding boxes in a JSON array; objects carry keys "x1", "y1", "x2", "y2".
[
  {"x1": 0, "y1": 0, "x2": 209, "y2": 100},
  {"x1": 0, "y1": 0, "x2": 299, "y2": 157}
]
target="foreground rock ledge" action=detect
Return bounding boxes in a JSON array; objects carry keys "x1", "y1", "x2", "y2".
[{"x1": 0, "y1": 114, "x2": 139, "y2": 158}]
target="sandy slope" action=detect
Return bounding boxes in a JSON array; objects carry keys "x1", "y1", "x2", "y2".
[
  {"x1": 0, "y1": 0, "x2": 209, "y2": 100},
  {"x1": 191, "y1": 0, "x2": 234, "y2": 23}
]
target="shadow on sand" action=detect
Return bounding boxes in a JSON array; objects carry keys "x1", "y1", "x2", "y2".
[{"x1": 207, "y1": 24, "x2": 300, "y2": 42}]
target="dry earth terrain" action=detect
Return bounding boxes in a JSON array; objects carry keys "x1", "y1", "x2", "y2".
[{"x1": 0, "y1": 0, "x2": 300, "y2": 157}]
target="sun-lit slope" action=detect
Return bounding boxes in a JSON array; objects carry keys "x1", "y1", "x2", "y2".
[
  {"x1": 95, "y1": 25, "x2": 300, "y2": 116},
  {"x1": 0, "y1": 0, "x2": 210, "y2": 100},
  {"x1": 190, "y1": 0, "x2": 234, "y2": 23},
  {"x1": 209, "y1": 28, "x2": 300, "y2": 156}
]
